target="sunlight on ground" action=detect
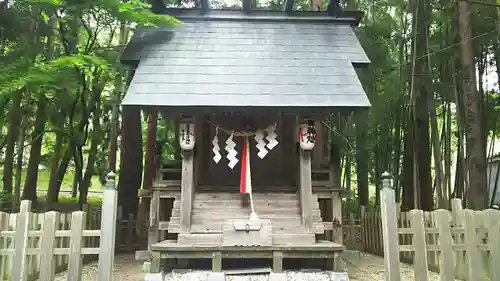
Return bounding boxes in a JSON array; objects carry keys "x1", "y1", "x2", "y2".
[{"x1": 0, "y1": 169, "x2": 102, "y2": 193}]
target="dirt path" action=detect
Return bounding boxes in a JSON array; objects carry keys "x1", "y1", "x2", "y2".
[
  {"x1": 52, "y1": 253, "x2": 445, "y2": 281},
  {"x1": 52, "y1": 255, "x2": 144, "y2": 281}
]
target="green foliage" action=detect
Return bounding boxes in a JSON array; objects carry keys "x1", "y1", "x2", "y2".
[
  {"x1": 0, "y1": 55, "x2": 109, "y2": 96},
  {"x1": 0, "y1": 0, "x2": 181, "y2": 209}
]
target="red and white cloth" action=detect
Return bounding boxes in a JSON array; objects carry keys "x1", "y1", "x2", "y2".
[{"x1": 239, "y1": 136, "x2": 252, "y2": 195}]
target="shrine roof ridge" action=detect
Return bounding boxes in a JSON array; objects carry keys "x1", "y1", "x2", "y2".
[{"x1": 159, "y1": 9, "x2": 364, "y2": 25}]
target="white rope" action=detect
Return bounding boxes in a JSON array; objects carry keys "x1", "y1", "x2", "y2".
[{"x1": 207, "y1": 120, "x2": 277, "y2": 137}]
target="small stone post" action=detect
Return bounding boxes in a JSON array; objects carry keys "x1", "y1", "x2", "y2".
[
  {"x1": 97, "y1": 172, "x2": 118, "y2": 281},
  {"x1": 380, "y1": 172, "x2": 401, "y2": 281}
]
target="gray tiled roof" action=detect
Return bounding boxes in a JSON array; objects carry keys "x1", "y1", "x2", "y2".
[{"x1": 121, "y1": 20, "x2": 371, "y2": 110}]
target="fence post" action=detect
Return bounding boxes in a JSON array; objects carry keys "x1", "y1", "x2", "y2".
[
  {"x1": 11, "y1": 200, "x2": 31, "y2": 281},
  {"x1": 380, "y1": 172, "x2": 401, "y2": 281},
  {"x1": 97, "y1": 172, "x2": 118, "y2": 281}
]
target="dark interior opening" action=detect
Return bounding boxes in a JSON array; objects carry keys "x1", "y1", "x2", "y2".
[{"x1": 162, "y1": 258, "x2": 331, "y2": 272}]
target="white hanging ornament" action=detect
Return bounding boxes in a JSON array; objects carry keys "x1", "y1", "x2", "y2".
[
  {"x1": 298, "y1": 119, "x2": 315, "y2": 150},
  {"x1": 179, "y1": 121, "x2": 195, "y2": 151},
  {"x1": 212, "y1": 128, "x2": 222, "y2": 163},
  {"x1": 265, "y1": 124, "x2": 279, "y2": 150},
  {"x1": 254, "y1": 129, "x2": 268, "y2": 159},
  {"x1": 225, "y1": 133, "x2": 239, "y2": 169}
]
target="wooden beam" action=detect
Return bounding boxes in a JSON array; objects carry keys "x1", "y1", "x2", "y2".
[
  {"x1": 312, "y1": 121, "x2": 324, "y2": 169},
  {"x1": 284, "y1": 0, "x2": 294, "y2": 14},
  {"x1": 243, "y1": 0, "x2": 252, "y2": 13},
  {"x1": 200, "y1": 0, "x2": 209, "y2": 13},
  {"x1": 149, "y1": 0, "x2": 165, "y2": 14},
  {"x1": 148, "y1": 189, "x2": 160, "y2": 250},
  {"x1": 331, "y1": 191, "x2": 342, "y2": 244},
  {"x1": 327, "y1": 0, "x2": 341, "y2": 16},
  {"x1": 180, "y1": 150, "x2": 194, "y2": 232}
]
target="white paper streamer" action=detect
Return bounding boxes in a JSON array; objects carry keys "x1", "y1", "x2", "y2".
[
  {"x1": 254, "y1": 129, "x2": 268, "y2": 159},
  {"x1": 225, "y1": 133, "x2": 239, "y2": 169},
  {"x1": 212, "y1": 128, "x2": 222, "y2": 163},
  {"x1": 265, "y1": 125, "x2": 279, "y2": 150}
]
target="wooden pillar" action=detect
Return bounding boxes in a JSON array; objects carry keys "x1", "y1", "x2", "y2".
[
  {"x1": 148, "y1": 189, "x2": 160, "y2": 249},
  {"x1": 180, "y1": 150, "x2": 194, "y2": 232},
  {"x1": 143, "y1": 111, "x2": 158, "y2": 247},
  {"x1": 142, "y1": 110, "x2": 158, "y2": 190},
  {"x1": 97, "y1": 173, "x2": 119, "y2": 281},
  {"x1": 299, "y1": 149, "x2": 313, "y2": 232},
  {"x1": 312, "y1": 120, "x2": 324, "y2": 169},
  {"x1": 331, "y1": 191, "x2": 342, "y2": 244}
]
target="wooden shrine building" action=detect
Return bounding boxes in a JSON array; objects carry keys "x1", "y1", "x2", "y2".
[{"x1": 120, "y1": 1, "x2": 370, "y2": 275}]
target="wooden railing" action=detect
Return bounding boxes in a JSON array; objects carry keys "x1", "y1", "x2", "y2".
[
  {"x1": 343, "y1": 190, "x2": 500, "y2": 280},
  {"x1": 0, "y1": 173, "x2": 121, "y2": 281}
]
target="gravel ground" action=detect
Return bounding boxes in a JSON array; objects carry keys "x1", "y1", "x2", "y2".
[
  {"x1": 346, "y1": 252, "x2": 448, "y2": 281},
  {"x1": 49, "y1": 252, "x2": 448, "y2": 281}
]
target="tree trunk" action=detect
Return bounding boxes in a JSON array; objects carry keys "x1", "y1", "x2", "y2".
[
  {"x1": 22, "y1": 13, "x2": 56, "y2": 201},
  {"x1": 117, "y1": 106, "x2": 143, "y2": 215},
  {"x1": 2, "y1": 91, "x2": 22, "y2": 198},
  {"x1": 458, "y1": 0, "x2": 488, "y2": 210},
  {"x1": 109, "y1": 22, "x2": 130, "y2": 172},
  {"x1": 22, "y1": 96, "x2": 47, "y2": 201},
  {"x1": 444, "y1": 101, "x2": 452, "y2": 200},
  {"x1": 412, "y1": 0, "x2": 433, "y2": 211},
  {"x1": 46, "y1": 146, "x2": 73, "y2": 204},
  {"x1": 47, "y1": 123, "x2": 63, "y2": 195},
  {"x1": 401, "y1": 109, "x2": 415, "y2": 211},
  {"x1": 13, "y1": 114, "x2": 26, "y2": 208},
  {"x1": 355, "y1": 110, "x2": 369, "y2": 207},
  {"x1": 80, "y1": 99, "x2": 102, "y2": 207}
]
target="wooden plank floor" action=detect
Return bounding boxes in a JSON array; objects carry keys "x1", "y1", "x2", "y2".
[{"x1": 151, "y1": 239, "x2": 344, "y2": 258}]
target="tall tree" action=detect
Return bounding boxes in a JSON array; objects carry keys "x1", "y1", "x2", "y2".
[{"x1": 458, "y1": 0, "x2": 488, "y2": 209}]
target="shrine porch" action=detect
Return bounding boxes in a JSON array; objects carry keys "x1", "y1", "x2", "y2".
[{"x1": 148, "y1": 240, "x2": 345, "y2": 273}]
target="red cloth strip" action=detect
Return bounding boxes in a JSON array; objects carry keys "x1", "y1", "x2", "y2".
[{"x1": 240, "y1": 136, "x2": 248, "y2": 194}]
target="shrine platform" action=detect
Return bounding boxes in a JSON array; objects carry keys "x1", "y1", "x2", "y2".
[
  {"x1": 141, "y1": 191, "x2": 346, "y2": 273},
  {"x1": 149, "y1": 240, "x2": 344, "y2": 272}
]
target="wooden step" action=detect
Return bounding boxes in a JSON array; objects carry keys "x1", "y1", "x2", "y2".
[
  {"x1": 176, "y1": 233, "x2": 317, "y2": 247},
  {"x1": 174, "y1": 202, "x2": 322, "y2": 212},
  {"x1": 190, "y1": 201, "x2": 306, "y2": 209},
  {"x1": 191, "y1": 213, "x2": 322, "y2": 221},
  {"x1": 160, "y1": 168, "x2": 181, "y2": 173},
  {"x1": 169, "y1": 214, "x2": 323, "y2": 226},
  {"x1": 167, "y1": 221, "x2": 325, "y2": 235},
  {"x1": 178, "y1": 233, "x2": 222, "y2": 245},
  {"x1": 153, "y1": 180, "x2": 181, "y2": 188},
  {"x1": 272, "y1": 233, "x2": 316, "y2": 245},
  {"x1": 171, "y1": 208, "x2": 322, "y2": 217},
  {"x1": 193, "y1": 192, "x2": 300, "y2": 199}
]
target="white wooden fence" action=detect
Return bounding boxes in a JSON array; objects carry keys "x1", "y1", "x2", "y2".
[
  {"x1": 0, "y1": 172, "x2": 118, "y2": 281},
  {"x1": 380, "y1": 172, "x2": 500, "y2": 281}
]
